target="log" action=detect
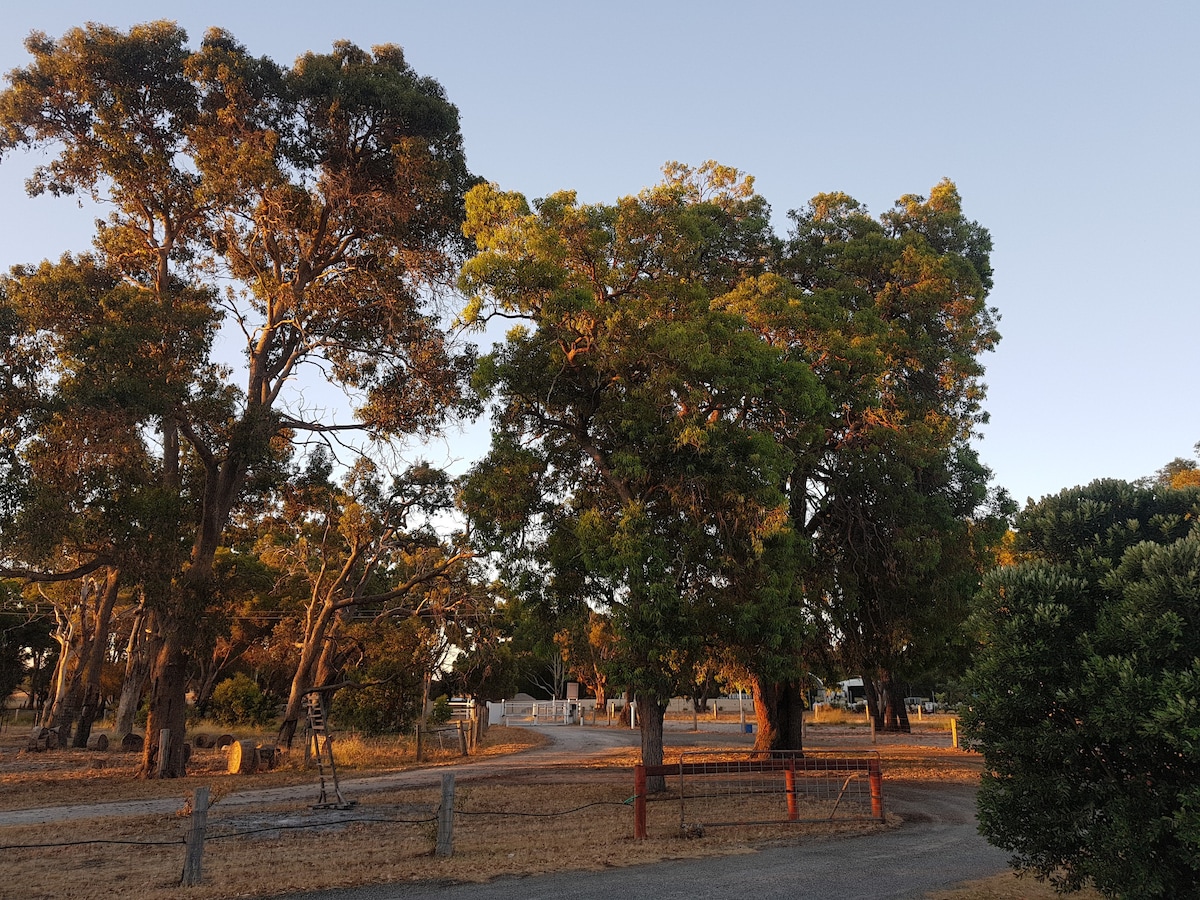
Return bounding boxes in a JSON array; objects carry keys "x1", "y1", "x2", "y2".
[
  {"x1": 192, "y1": 733, "x2": 213, "y2": 749},
  {"x1": 87, "y1": 733, "x2": 109, "y2": 751},
  {"x1": 216, "y1": 733, "x2": 235, "y2": 749},
  {"x1": 227, "y1": 739, "x2": 259, "y2": 775},
  {"x1": 120, "y1": 732, "x2": 144, "y2": 752}
]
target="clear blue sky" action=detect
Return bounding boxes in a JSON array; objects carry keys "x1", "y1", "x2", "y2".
[{"x1": 2, "y1": 1, "x2": 1197, "y2": 506}]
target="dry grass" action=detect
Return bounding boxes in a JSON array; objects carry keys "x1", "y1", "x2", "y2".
[
  {"x1": 0, "y1": 768, "x2": 887, "y2": 900},
  {"x1": 0, "y1": 720, "x2": 1004, "y2": 900},
  {"x1": 927, "y1": 872, "x2": 1104, "y2": 899},
  {"x1": 0, "y1": 724, "x2": 548, "y2": 811},
  {"x1": 0, "y1": 724, "x2": 892, "y2": 900}
]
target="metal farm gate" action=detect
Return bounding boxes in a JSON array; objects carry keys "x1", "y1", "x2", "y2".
[{"x1": 634, "y1": 749, "x2": 883, "y2": 838}]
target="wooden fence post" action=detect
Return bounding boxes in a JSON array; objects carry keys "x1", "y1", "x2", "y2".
[
  {"x1": 869, "y1": 760, "x2": 884, "y2": 821},
  {"x1": 415, "y1": 723, "x2": 423, "y2": 762},
  {"x1": 436, "y1": 773, "x2": 455, "y2": 857},
  {"x1": 951, "y1": 717, "x2": 959, "y2": 749},
  {"x1": 180, "y1": 786, "x2": 209, "y2": 886},
  {"x1": 785, "y1": 761, "x2": 798, "y2": 821}
]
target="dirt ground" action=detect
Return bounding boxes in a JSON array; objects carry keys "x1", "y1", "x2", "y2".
[{"x1": 0, "y1": 715, "x2": 1063, "y2": 900}]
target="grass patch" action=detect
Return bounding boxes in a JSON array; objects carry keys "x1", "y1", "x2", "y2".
[
  {"x1": 927, "y1": 872, "x2": 1104, "y2": 899},
  {"x1": 0, "y1": 724, "x2": 547, "y2": 811}
]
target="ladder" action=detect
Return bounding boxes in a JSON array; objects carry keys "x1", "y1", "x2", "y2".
[{"x1": 305, "y1": 693, "x2": 355, "y2": 810}]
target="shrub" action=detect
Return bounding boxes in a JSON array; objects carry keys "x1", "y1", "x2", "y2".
[
  {"x1": 427, "y1": 694, "x2": 453, "y2": 727},
  {"x1": 963, "y1": 480, "x2": 1200, "y2": 898},
  {"x1": 209, "y1": 673, "x2": 278, "y2": 727}
]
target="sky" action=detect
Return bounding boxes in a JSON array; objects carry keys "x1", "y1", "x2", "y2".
[{"x1": 0, "y1": 1, "x2": 1196, "y2": 507}]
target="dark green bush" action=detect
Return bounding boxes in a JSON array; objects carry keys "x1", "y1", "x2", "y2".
[
  {"x1": 209, "y1": 673, "x2": 278, "y2": 727},
  {"x1": 964, "y1": 480, "x2": 1200, "y2": 899}
]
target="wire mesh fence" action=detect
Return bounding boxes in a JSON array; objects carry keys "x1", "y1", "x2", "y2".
[{"x1": 672, "y1": 749, "x2": 883, "y2": 829}]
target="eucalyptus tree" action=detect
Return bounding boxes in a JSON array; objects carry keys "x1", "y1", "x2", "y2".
[
  {"x1": 771, "y1": 182, "x2": 1007, "y2": 730},
  {"x1": 459, "y1": 163, "x2": 827, "y2": 775},
  {"x1": 0, "y1": 23, "x2": 476, "y2": 775},
  {"x1": 0, "y1": 256, "x2": 179, "y2": 746},
  {"x1": 256, "y1": 452, "x2": 472, "y2": 747}
]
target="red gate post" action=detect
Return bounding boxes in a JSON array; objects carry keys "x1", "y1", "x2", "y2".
[
  {"x1": 634, "y1": 764, "x2": 647, "y2": 839},
  {"x1": 785, "y1": 760, "x2": 798, "y2": 821},
  {"x1": 869, "y1": 759, "x2": 884, "y2": 821}
]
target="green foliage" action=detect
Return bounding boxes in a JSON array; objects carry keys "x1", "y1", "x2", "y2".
[
  {"x1": 209, "y1": 673, "x2": 278, "y2": 727},
  {"x1": 964, "y1": 480, "x2": 1200, "y2": 898},
  {"x1": 330, "y1": 618, "x2": 436, "y2": 736},
  {"x1": 0, "y1": 589, "x2": 54, "y2": 705},
  {"x1": 427, "y1": 695, "x2": 454, "y2": 728},
  {"x1": 459, "y1": 163, "x2": 824, "y2": 720},
  {"x1": 777, "y1": 184, "x2": 1008, "y2": 726}
]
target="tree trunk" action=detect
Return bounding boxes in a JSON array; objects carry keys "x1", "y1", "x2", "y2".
[
  {"x1": 864, "y1": 671, "x2": 911, "y2": 733},
  {"x1": 139, "y1": 629, "x2": 190, "y2": 777},
  {"x1": 44, "y1": 603, "x2": 80, "y2": 739},
  {"x1": 73, "y1": 569, "x2": 120, "y2": 748},
  {"x1": 880, "y1": 670, "x2": 911, "y2": 733},
  {"x1": 48, "y1": 679, "x2": 84, "y2": 748},
  {"x1": 114, "y1": 607, "x2": 157, "y2": 738},
  {"x1": 637, "y1": 693, "x2": 668, "y2": 793},
  {"x1": 750, "y1": 676, "x2": 806, "y2": 753},
  {"x1": 592, "y1": 678, "x2": 606, "y2": 712},
  {"x1": 278, "y1": 602, "x2": 339, "y2": 749}
]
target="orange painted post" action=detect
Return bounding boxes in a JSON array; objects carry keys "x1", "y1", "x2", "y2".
[
  {"x1": 869, "y1": 760, "x2": 884, "y2": 821},
  {"x1": 785, "y1": 761, "x2": 798, "y2": 820},
  {"x1": 634, "y1": 765, "x2": 647, "y2": 839}
]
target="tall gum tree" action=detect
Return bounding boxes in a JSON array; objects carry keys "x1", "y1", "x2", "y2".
[
  {"x1": 736, "y1": 182, "x2": 1007, "y2": 735},
  {"x1": 255, "y1": 454, "x2": 472, "y2": 748},
  {"x1": 459, "y1": 163, "x2": 827, "y2": 779},
  {"x1": 0, "y1": 255, "x2": 194, "y2": 745},
  {"x1": 0, "y1": 23, "x2": 476, "y2": 775}
]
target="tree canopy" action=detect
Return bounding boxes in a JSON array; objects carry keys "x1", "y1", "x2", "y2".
[
  {"x1": 459, "y1": 163, "x2": 826, "y2": 773},
  {"x1": 459, "y1": 163, "x2": 1004, "y2": 767},
  {"x1": 0, "y1": 20, "x2": 1009, "y2": 793}
]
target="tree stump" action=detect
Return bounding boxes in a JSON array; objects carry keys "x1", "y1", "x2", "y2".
[
  {"x1": 216, "y1": 734, "x2": 235, "y2": 749},
  {"x1": 192, "y1": 733, "x2": 213, "y2": 749},
  {"x1": 26, "y1": 727, "x2": 49, "y2": 752},
  {"x1": 87, "y1": 733, "x2": 109, "y2": 751},
  {"x1": 257, "y1": 744, "x2": 278, "y2": 770},
  {"x1": 227, "y1": 739, "x2": 259, "y2": 775},
  {"x1": 120, "y1": 732, "x2": 144, "y2": 752}
]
